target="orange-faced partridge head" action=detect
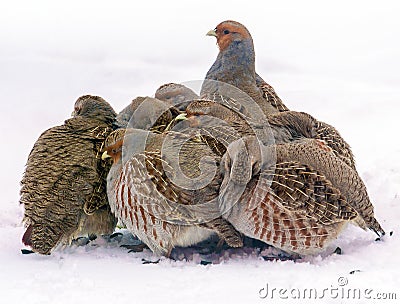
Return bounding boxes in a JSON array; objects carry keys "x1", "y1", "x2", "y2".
[{"x1": 202, "y1": 20, "x2": 285, "y2": 115}]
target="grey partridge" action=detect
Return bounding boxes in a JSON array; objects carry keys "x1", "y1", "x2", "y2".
[
  {"x1": 220, "y1": 136, "x2": 361, "y2": 255},
  {"x1": 184, "y1": 100, "x2": 385, "y2": 241},
  {"x1": 155, "y1": 83, "x2": 199, "y2": 111},
  {"x1": 103, "y1": 128, "x2": 243, "y2": 256},
  {"x1": 116, "y1": 83, "x2": 198, "y2": 130},
  {"x1": 20, "y1": 95, "x2": 118, "y2": 255},
  {"x1": 115, "y1": 96, "x2": 180, "y2": 131},
  {"x1": 202, "y1": 20, "x2": 282, "y2": 115},
  {"x1": 203, "y1": 20, "x2": 356, "y2": 169}
]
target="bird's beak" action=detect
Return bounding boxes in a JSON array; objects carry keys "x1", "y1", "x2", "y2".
[
  {"x1": 206, "y1": 29, "x2": 217, "y2": 37},
  {"x1": 102, "y1": 151, "x2": 111, "y2": 160},
  {"x1": 175, "y1": 113, "x2": 188, "y2": 121}
]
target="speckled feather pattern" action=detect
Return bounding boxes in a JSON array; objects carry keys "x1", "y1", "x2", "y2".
[
  {"x1": 105, "y1": 129, "x2": 243, "y2": 256},
  {"x1": 20, "y1": 95, "x2": 117, "y2": 254},
  {"x1": 155, "y1": 83, "x2": 199, "y2": 111},
  {"x1": 203, "y1": 20, "x2": 357, "y2": 170},
  {"x1": 186, "y1": 100, "x2": 385, "y2": 254}
]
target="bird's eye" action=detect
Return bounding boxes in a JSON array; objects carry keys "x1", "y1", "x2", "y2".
[
  {"x1": 223, "y1": 29, "x2": 230, "y2": 35},
  {"x1": 112, "y1": 149, "x2": 117, "y2": 154}
]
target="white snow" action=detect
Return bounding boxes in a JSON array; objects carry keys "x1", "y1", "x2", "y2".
[{"x1": 1, "y1": 1, "x2": 399, "y2": 303}]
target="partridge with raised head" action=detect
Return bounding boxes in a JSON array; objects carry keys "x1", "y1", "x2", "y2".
[{"x1": 204, "y1": 20, "x2": 356, "y2": 169}]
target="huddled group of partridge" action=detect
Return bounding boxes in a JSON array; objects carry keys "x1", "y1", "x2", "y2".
[{"x1": 20, "y1": 20, "x2": 385, "y2": 258}]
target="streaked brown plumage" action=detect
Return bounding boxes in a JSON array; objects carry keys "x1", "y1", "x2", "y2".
[
  {"x1": 110, "y1": 101, "x2": 376, "y2": 255},
  {"x1": 103, "y1": 128, "x2": 243, "y2": 256},
  {"x1": 116, "y1": 83, "x2": 198, "y2": 131},
  {"x1": 155, "y1": 83, "x2": 199, "y2": 111},
  {"x1": 115, "y1": 96, "x2": 180, "y2": 131},
  {"x1": 268, "y1": 111, "x2": 355, "y2": 169},
  {"x1": 218, "y1": 134, "x2": 384, "y2": 255},
  {"x1": 255, "y1": 73, "x2": 289, "y2": 112},
  {"x1": 186, "y1": 100, "x2": 355, "y2": 169},
  {"x1": 20, "y1": 95, "x2": 117, "y2": 255},
  {"x1": 185, "y1": 100, "x2": 385, "y2": 244},
  {"x1": 113, "y1": 93, "x2": 244, "y2": 254},
  {"x1": 217, "y1": 153, "x2": 357, "y2": 255}
]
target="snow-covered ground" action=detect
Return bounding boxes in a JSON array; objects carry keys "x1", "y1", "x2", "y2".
[{"x1": 1, "y1": 1, "x2": 399, "y2": 303}]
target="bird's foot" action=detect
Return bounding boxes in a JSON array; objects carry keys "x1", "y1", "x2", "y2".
[
  {"x1": 120, "y1": 243, "x2": 148, "y2": 253},
  {"x1": 72, "y1": 236, "x2": 91, "y2": 246},
  {"x1": 142, "y1": 258, "x2": 160, "y2": 264},
  {"x1": 21, "y1": 249, "x2": 34, "y2": 255},
  {"x1": 262, "y1": 253, "x2": 299, "y2": 262},
  {"x1": 333, "y1": 247, "x2": 342, "y2": 255},
  {"x1": 106, "y1": 232, "x2": 124, "y2": 242}
]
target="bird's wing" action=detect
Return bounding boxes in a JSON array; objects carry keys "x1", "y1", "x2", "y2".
[
  {"x1": 20, "y1": 125, "x2": 106, "y2": 253},
  {"x1": 22, "y1": 164, "x2": 95, "y2": 254},
  {"x1": 276, "y1": 139, "x2": 384, "y2": 235},
  {"x1": 265, "y1": 160, "x2": 358, "y2": 225},
  {"x1": 219, "y1": 137, "x2": 359, "y2": 226},
  {"x1": 255, "y1": 73, "x2": 289, "y2": 112},
  {"x1": 223, "y1": 174, "x2": 350, "y2": 255},
  {"x1": 115, "y1": 153, "x2": 220, "y2": 226},
  {"x1": 313, "y1": 120, "x2": 356, "y2": 169},
  {"x1": 268, "y1": 111, "x2": 356, "y2": 170}
]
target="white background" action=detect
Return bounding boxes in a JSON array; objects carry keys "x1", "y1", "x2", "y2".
[{"x1": 0, "y1": 1, "x2": 399, "y2": 303}]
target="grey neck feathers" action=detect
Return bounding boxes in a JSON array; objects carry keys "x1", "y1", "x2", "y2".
[{"x1": 205, "y1": 38, "x2": 256, "y2": 85}]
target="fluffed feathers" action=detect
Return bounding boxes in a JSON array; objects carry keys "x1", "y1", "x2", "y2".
[{"x1": 20, "y1": 95, "x2": 117, "y2": 254}]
